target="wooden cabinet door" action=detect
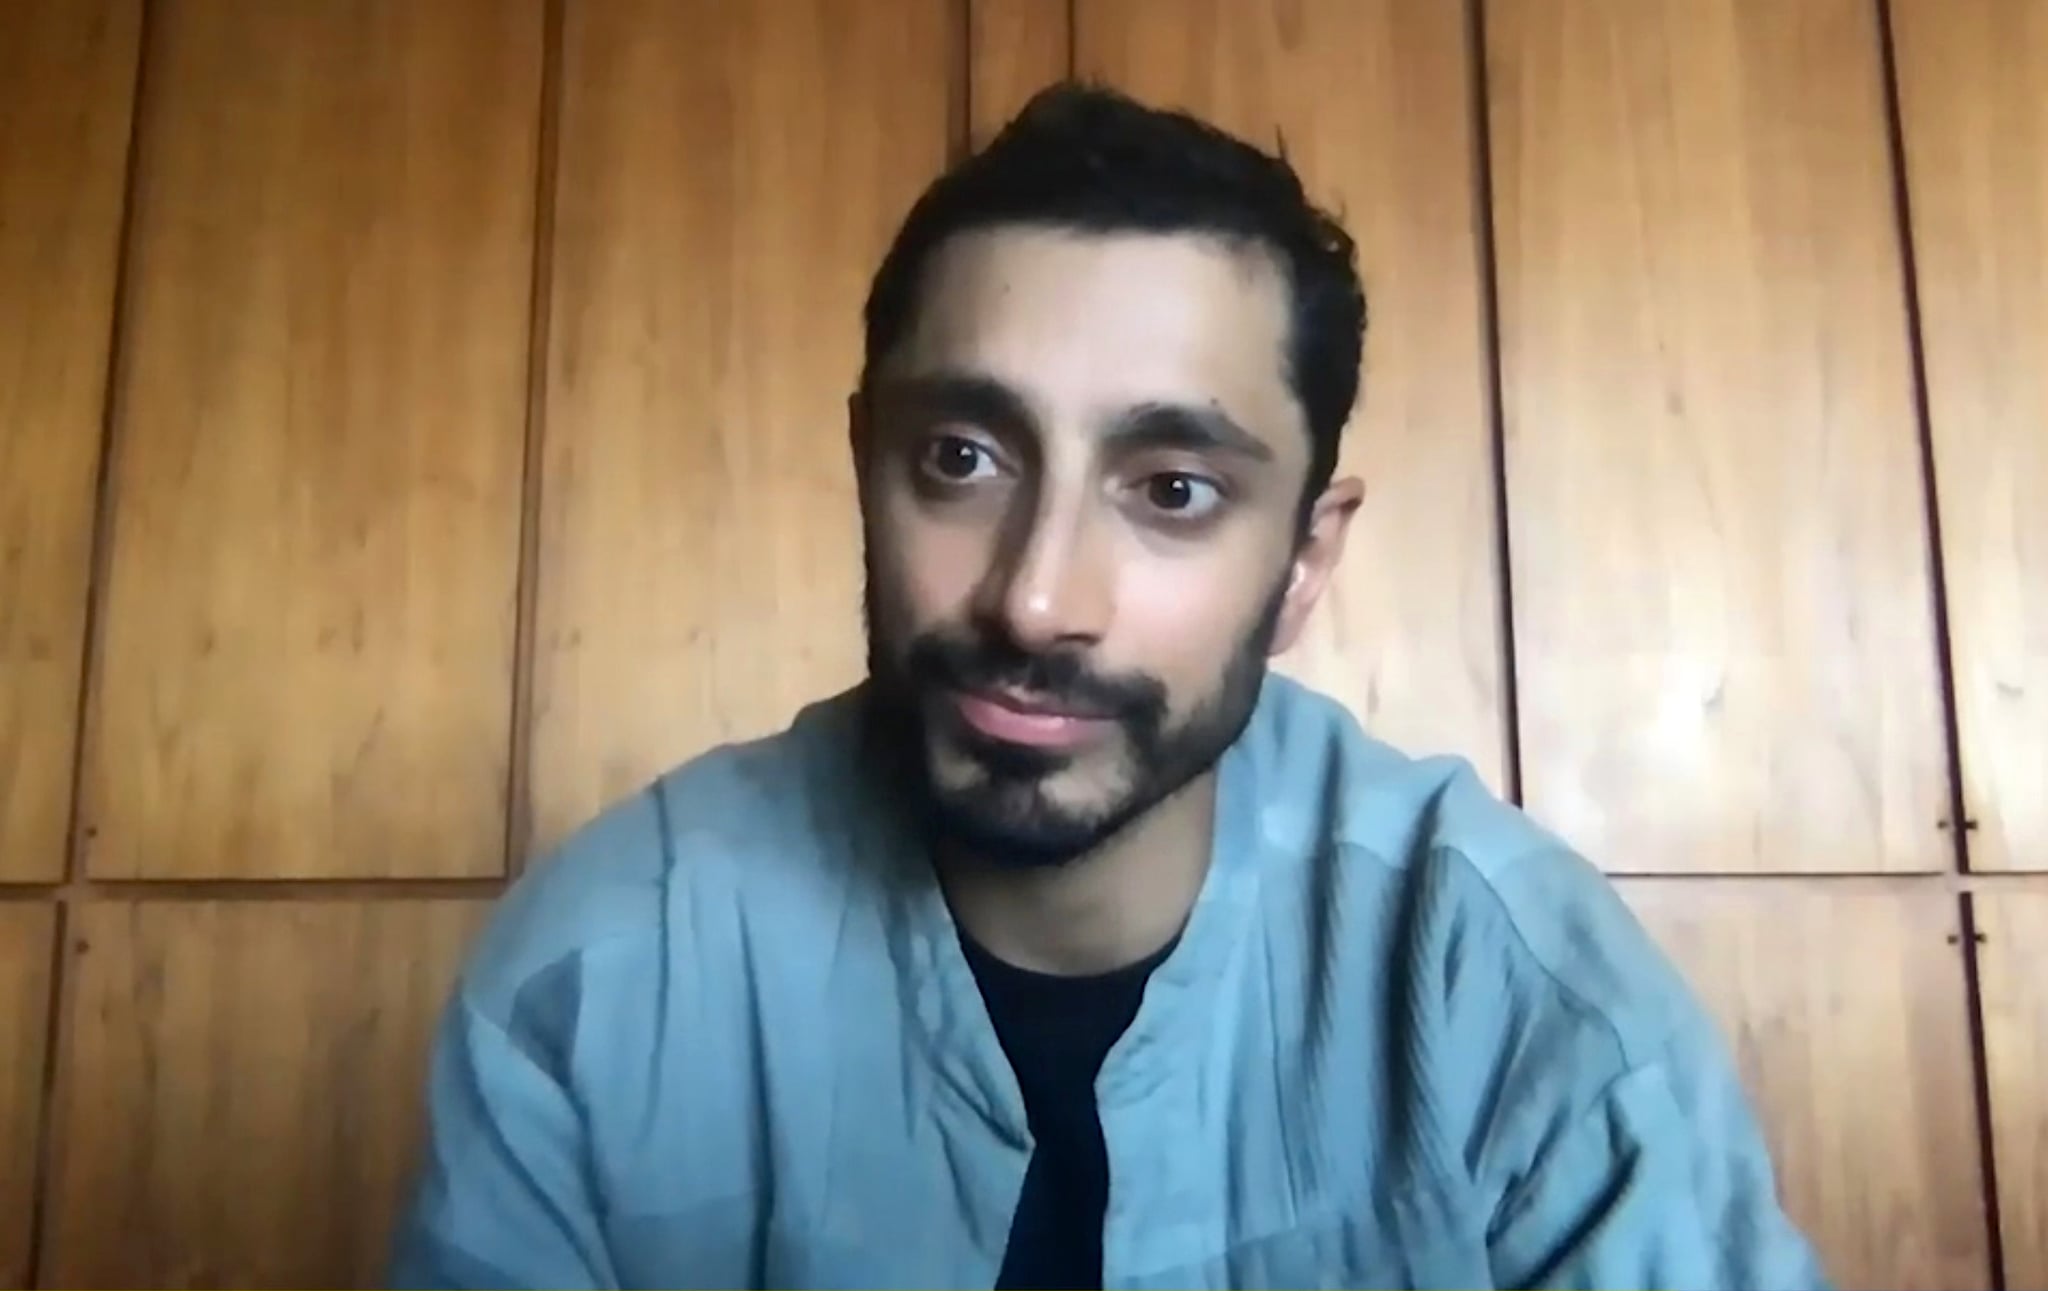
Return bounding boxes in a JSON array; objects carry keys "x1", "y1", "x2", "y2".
[
  {"x1": 1892, "y1": 0, "x2": 2048, "y2": 874},
  {"x1": 40, "y1": 900, "x2": 486, "y2": 1287},
  {"x1": 1626, "y1": 883, "x2": 1991, "y2": 1290},
  {"x1": 83, "y1": 0, "x2": 543, "y2": 879},
  {"x1": 0, "y1": 0, "x2": 140, "y2": 881},
  {"x1": 1489, "y1": 0, "x2": 1947, "y2": 874},
  {"x1": 527, "y1": 0, "x2": 954, "y2": 854}
]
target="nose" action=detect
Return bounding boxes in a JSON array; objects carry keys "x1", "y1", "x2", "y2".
[{"x1": 974, "y1": 490, "x2": 1112, "y2": 652}]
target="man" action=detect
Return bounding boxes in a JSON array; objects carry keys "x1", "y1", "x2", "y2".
[{"x1": 392, "y1": 85, "x2": 1827, "y2": 1290}]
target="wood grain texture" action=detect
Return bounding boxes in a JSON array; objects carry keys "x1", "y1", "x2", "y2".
[
  {"x1": 1488, "y1": 0, "x2": 1947, "y2": 872},
  {"x1": 1892, "y1": 0, "x2": 2048, "y2": 873},
  {"x1": 83, "y1": 0, "x2": 543, "y2": 878},
  {"x1": 529, "y1": 0, "x2": 953, "y2": 852},
  {"x1": 0, "y1": 0, "x2": 140, "y2": 882},
  {"x1": 40, "y1": 899, "x2": 487, "y2": 1288},
  {"x1": 1076, "y1": 0, "x2": 1508, "y2": 788},
  {"x1": 0, "y1": 905, "x2": 56, "y2": 1290},
  {"x1": 1977, "y1": 892, "x2": 2048, "y2": 1290},
  {"x1": 969, "y1": 0, "x2": 1071, "y2": 146},
  {"x1": 1625, "y1": 883, "x2": 1989, "y2": 1290}
]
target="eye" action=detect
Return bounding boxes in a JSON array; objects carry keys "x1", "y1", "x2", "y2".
[
  {"x1": 917, "y1": 433, "x2": 1001, "y2": 484},
  {"x1": 1141, "y1": 471, "x2": 1224, "y2": 520}
]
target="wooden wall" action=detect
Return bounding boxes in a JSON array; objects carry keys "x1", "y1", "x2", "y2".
[{"x1": 0, "y1": 1, "x2": 2040, "y2": 1287}]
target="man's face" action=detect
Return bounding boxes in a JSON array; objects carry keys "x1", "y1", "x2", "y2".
[{"x1": 858, "y1": 227, "x2": 1353, "y2": 868}]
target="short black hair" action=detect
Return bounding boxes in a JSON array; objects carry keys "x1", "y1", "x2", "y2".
[{"x1": 860, "y1": 82, "x2": 1367, "y2": 506}]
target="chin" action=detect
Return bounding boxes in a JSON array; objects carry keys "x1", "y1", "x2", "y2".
[
  {"x1": 929, "y1": 796, "x2": 1119, "y2": 870},
  {"x1": 928, "y1": 761, "x2": 1165, "y2": 870}
]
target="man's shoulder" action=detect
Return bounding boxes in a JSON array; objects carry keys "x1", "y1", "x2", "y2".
[
  {"x1": 455, "y1": 687, "x2": 869, "y2": 1022},
  {"x1": 1251, "y1": 675, "x2": 1691, "y2": 1059},
  {"x1": 1244, "y1": 673, "x2": 1562, "y2": 877}
]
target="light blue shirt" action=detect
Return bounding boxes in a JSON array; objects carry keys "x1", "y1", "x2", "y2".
[{"x1": 391, "y1": 675, "x2": 1829, "y2": 1289}]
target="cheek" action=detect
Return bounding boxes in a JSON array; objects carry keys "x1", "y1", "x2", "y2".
[
  {"x1": 1111, "y1": 556, "x2": 1273, "y2": 700},
  {"x1": 870, "y1": 496, "x2": 992, "y2": 633}
]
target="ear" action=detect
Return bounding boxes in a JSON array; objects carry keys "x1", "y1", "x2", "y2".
[{"x1": 1268, "y1": 476, "x2": 1365, "y2": 657}]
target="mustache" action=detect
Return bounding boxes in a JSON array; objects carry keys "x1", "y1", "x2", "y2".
[{"x1": 902, "y1": 629, "x2": 1167, "y2": 723}]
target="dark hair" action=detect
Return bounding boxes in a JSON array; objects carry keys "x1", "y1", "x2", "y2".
[{"x1": 861, "y1": 82, "x2": 1367, "y2": 506}]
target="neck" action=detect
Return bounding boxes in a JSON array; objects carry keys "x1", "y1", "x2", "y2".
[{"x1": 937, "y1": 772, "x2": 1219, "y2": 977}]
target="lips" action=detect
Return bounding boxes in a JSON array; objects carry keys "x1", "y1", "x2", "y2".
[{"x1": 950, "y1": 687, "x2": 1113, "y2": 750}]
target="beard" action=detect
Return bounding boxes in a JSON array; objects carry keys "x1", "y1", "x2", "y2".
[{"x1": 861, "y1": 548, "x2": 1285, "y2": 871}]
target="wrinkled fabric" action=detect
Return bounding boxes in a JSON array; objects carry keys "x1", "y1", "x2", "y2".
[{"x1": 391, "y1": 676, "x2": 1830, "y2": 1291}]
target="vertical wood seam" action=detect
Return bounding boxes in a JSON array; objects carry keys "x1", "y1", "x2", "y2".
[
  {"x1": 504, "y1": 0, "x2": 566, "y2": 877},
  {"x1": 19, "y1": 902, "x2": 66, "y2": 1291},
  {"x1": 1873, "y1": 0, "x2": 1975, "y2": 871},
  {"x1": 1958, "y1": 891, "x2": 2010, "y2": 1291},
  {"x1": 949, "y1": 0, "x2": 972, "y2": 162},
  {"x1": 61, "y1": 0, "x2": 155, "y2": 889},
  {"x1": 1875, "y1": 0, "x2": 2003, "y2": 1282},
  {"x1": 1461, "y1": 0, "x2": 1525, "y2": 807},
  {"x1": 33, "y1": 0, "x2": 158, "y2": 1267}
]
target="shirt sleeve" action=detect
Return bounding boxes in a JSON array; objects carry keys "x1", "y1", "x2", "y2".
[
  {"x1": 389, "y1": 989, "x2": 617, "y2": 1290},
  {"x1": 1483, "y1": 1046, "x2": 1832, "y2": 1291}
]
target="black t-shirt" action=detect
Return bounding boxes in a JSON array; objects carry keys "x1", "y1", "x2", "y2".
[{"x1": 959, "y1": 932, "x2": 1176, "y2": 1291}]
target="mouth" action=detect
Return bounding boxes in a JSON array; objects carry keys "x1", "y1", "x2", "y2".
[{"x1": 947, "y1": 687, "x2": 1115, "y2": 751}]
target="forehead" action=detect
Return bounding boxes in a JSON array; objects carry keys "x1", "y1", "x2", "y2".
[{"x1": 881, "y1": 227, "x2": 1307, "y2": 463}]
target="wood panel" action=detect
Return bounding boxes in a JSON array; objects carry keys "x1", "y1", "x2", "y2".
[
  {"x1": 969, "y1": 0, "x2": 1071, "y2": 146},
  {"x1": 82, "y1": 0, "x2": 543, "y2": 878},
  {"x1": 529, "y1": 0, "x2": 953, "y2": 852},
  {"x1": 40, "y1": 899, "x2": 487, "y2": 1287},
  {"x1": 1075, "y1": 0, "x2": 1508, "y2": 788},
  {"x1": 1978, "y1": 893, "x2": 2048, "y2": 1290},
  {"x1": 1488, "y1": 0, "x2": 1947, "y2": 872},
  {"x1": 1625, "y1": 883, "x2": 1988, "y2": 1290},
  {"x1": 0, "y1": 906, "x2": 56, "y2": 1289},
  {"x1": 0, "y1": 0, "x2": 141, "y2": 882},
  {"x1": 1892, "y1": 0, "x2": 2048, "y2": 873}
]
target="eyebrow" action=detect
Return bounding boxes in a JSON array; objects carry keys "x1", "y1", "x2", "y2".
[
  {"x1": 867, "y1": 371, "x2": 1034, "y2": 438},
  {"x1": 1105, "y1": 401, "x2": 1275, "y2": 464}
]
